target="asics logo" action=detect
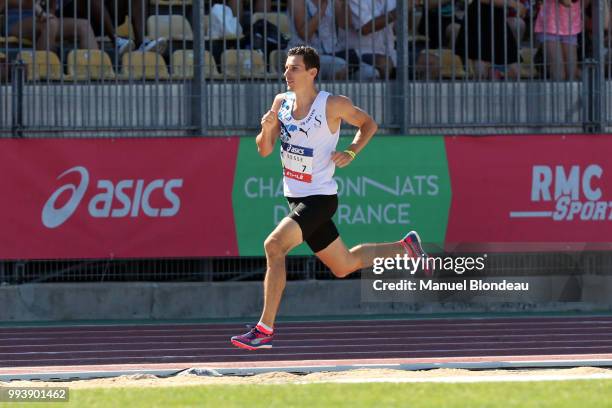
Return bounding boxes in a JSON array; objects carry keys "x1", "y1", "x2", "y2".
[
  {"x1": 285, "y1": 145, "x2": 305, "y2": 155},
  {"x1": 42, "y1": 166, "x2": 89, "y2": 228},
  {"x1": 42, "y1": 166, "x2": 184, "y2": 229}
]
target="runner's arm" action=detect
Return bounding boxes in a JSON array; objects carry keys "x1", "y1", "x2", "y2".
[
  {"x1": 256, "y1": 94, "x2": 284, "y2": 157},
  {"x1": 332, "y1": 95, "x2": 378, "y2": 157}
]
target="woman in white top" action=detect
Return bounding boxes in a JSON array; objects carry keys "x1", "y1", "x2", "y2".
[
  {"x1": 287, "y1": 0, "x2": 349, "y2": 80},
  {"x1": 345, "y1": 0, "x2": 397, "y2": 79}
]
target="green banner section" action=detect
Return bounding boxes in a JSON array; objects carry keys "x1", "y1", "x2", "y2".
[{"x1": 232, "y1": 136, "x2": 451, "y2": 256}]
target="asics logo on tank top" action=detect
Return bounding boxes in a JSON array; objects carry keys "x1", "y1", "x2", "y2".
[{"x1": 277, "y1": 91, "x2": 340, "y2": 197}]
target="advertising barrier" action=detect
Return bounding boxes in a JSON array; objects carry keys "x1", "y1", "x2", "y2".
[
  {"x1": 1, "y1": 134, "x2": 610, "y2": 259},
  {"x1": 0, "y1": 138, "x2": 239, "y2": 259}
]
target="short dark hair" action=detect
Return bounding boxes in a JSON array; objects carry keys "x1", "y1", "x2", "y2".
[{"x1": 287, "y1": 45, "x2": 320, "y2": 78}]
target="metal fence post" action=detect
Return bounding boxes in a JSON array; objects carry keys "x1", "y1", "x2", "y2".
[
  {"x1": 191, "y1": 0, "x2": 207, "y2": 135},
  {"x1": 583, "y1": 0, "x2": 605, "y2": 133},
  {"x1": 396, "y1": 0, "x2": 408, "y2": 134},
  {"x1": 11, "y1": 61, "x2": 25, "y2": 138},
  {"x1": 582, "y1": 59, "x2": 596, "y2": 132}
]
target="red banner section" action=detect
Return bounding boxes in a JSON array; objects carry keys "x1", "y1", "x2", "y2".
[
  {"x1": 445, "y1": 135, "x2": 612, "y2": 251},
  {"x1": 2, "y1": 135, "x2": 612, "y2": 260},
  {"x1": 0, "y1": 138, "x2": 239, "y2": 259}
]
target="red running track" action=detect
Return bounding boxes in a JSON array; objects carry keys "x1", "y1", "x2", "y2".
[{"x1": 1, "y1": 316, "x2": 612, "y2": 373}]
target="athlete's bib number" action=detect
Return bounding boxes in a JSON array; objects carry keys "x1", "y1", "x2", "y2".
[{"x1": 281, "y1": 142, "x2": 313, "y2": 183}]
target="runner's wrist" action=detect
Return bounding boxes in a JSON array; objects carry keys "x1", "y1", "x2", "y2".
[{"x1": 344, "y1": 150, "x2": 357, "y2": 160}]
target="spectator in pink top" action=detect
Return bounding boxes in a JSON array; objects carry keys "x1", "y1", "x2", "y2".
[{"x1": 535, "y1": 0, "x2": 584, "y2": 80}]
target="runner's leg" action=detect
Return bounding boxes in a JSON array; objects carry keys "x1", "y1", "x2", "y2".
[
  {"x1": 258, "y1": 217, "x2": 303, "y2": 328},
  {"x1": 316, "y1": 236, "x2": 406, "y2": 278}
]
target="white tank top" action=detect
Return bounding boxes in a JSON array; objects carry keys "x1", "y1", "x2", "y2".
[{"x1": 277, "y1": 91, "x2": 339, "y2": 197}]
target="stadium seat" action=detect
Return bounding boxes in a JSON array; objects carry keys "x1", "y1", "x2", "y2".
[
  {"x1": 171, "y1": 49, "x2": 193, "y2": 79},
  {"x1": 250, "y1": 12, "x2": 292, "y2": 39},
  {"x1": 171, "y1": 50, "x2": 222, "y2": 80},
  {"x1": 120, "y1": 51, "x2": 170, "y2": 80},
  {"x1": 16, "y1": 50, "x2": 63, "y2": 81},
  {"x1": 0, "y1": 36, "x2": 33, "y2": 47},
  {"x1": 67, "y1": 50, "x2": 116, "y2": 80},
  {"x1": 519, "y1": 48, "x2": 539, "y2": 79},
  {"x1": 116, "y1": 16, "x2": 135, "y2": 40},
  {"x1": 147, "y1": 15, "x2": 193, "y2": 41},
  {"x1": 268, "y1": 49, "x2": 288, "y2": 75},
  {"x1": 415, "y1": 49, "x2": 467, "y2": 79},
  {"x1": 221, "y1": 49, "x2": 272, "y2": 79}
]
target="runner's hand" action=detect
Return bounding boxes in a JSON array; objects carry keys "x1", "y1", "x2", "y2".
[
  {"x1": 261, "y1": 110, "x2": 279, "y2": 134},
  {"x1": 331, "y1": 151, "x2": 354, "y2": 168}
]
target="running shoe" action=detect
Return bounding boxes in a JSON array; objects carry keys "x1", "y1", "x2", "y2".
[
  {"x1": 115, "y1": 36, "x2": 135, "y2": 56},
  {"x1": 231, "y1": 327, "x2": 273, "y2": 350},
  {"x1": 139, "y1": 37, "x2": 168, "y2": 55},
  {"x1": 401, "y1": 230, "x2": 432, "y2": 276}
]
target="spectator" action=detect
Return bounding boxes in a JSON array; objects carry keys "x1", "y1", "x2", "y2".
[
  {"x1": 287, "y1": 0, "x2": 349, "y2": 79},
  {"x1": 454, "y1": 0, "x2": 525, "y2": 79},
  {"x1": 58, "y1": 0, "x2": 130, "y2": 55},
  {"x1": 213, "y1": 0, "x2": 273, "y2": 26},
  {"x1": 577, "y1": 0, "x2": 609, "y2": 74},
  {"x1": 507, "y1": 0, "x2": 532, "y2": 43},
  {"x1": 4, "y1": 0, "x2": 99, "y2": 51},
  {"x1": 417, "y1": 0, "x2": 462, "y2": 49},
  {"x1": 535, "y1": 0, "x2": 583, "y2": 80},
  {"x1": 60, "y1": 0, "x2": 167, "y2": 54},
  {"x1": 345, "y1": 0, "x2": 397, "y2": 79},
  {"x1": 221, "y1": 0, "x2": 271, "y2": 15}
]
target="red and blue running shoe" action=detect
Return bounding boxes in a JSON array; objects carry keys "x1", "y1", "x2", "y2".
[
  {"x1": 231, "y1": 327, "x2": 273, "y2": 350},
  {"x1": 401, "y1": 230, "x2": 432, "y2": 277}
]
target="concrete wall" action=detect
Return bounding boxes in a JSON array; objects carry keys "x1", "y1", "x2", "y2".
[{"x1": 1, "y1": 276, "x2": 612, "y2": 322}]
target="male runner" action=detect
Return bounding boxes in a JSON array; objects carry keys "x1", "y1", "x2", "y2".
[{"x1": 231, "y1": 46, "x2": 428, "y2": 350}]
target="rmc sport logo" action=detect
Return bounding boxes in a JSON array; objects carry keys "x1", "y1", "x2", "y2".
[{"x1": 510, "y1": 164, "x2": 612, "y2": 221}]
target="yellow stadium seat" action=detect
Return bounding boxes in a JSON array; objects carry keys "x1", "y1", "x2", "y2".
[
  {"x1": 519, "y1": 48, "x2": 539, "y2": 79},
  {"x1": 116, "y1": 16, "x2": 135, "y2": 40},
  {"x1": 16, "y1": 50, "x2": 63, "y2": 81},
  {"x1": 67, "y1": 49, "x2": 116, "y2": 80},
  {"x1": 171, "y1": 49, "x2": 193, "y2": 79},
  {"x1": 250, "y1": 12, "x2": 291, "y2": 39},
  {"x1": 0, "y1": 36, "x2": 33, "y2": 47},
  {"x1": 120, "y1": 51, "x2": 170, "y2": 80},
  {"x1": 171, "y1": 50, "x2": 221, "y2": 80},
  {"x1": 221, "y1": 49, "x2": 272, "y2": 79},
  {"x1": 416, "y1": 49, "x2": 467, "y2": 79},
  {"x1": 268, "y1": 49, "x2": 287, "y2": 75},
  {"x1": 147, "y1": 15, "x2": 193, "y2": 41}
]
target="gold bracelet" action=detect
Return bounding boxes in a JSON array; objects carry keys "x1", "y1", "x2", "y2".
[{"x1": 344, "y1": 150, "x2": 356, "y2": 160}]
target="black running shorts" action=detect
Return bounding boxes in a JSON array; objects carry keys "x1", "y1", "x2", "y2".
[{"x1": 286, "y1": 195, "x2": 339, "y2": 253}]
